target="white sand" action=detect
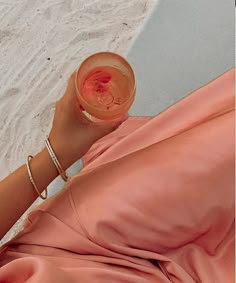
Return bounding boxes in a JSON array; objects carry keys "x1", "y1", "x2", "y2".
[{"x1": 0, "y1": 0, "x2": 155, "y2": 244}]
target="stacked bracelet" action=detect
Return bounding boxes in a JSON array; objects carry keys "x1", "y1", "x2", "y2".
[
  {"x1": 26, "y1": 155, "x2": 48, "y2": 200},
  {"x1": 26, "y1": 137, "x2": 69, "y2": 200},
  {"x1": 45, "y1": 137, "x2": 69, "y2": 182}
]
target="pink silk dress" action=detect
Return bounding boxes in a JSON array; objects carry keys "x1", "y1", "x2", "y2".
[{"x1": 0, "y1": 69, "x2": 234, "y2": 283}]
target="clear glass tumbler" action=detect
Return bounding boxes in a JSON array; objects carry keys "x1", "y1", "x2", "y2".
[{"x1": 75, "y1": 52, "x2": 136, "y2": 121}]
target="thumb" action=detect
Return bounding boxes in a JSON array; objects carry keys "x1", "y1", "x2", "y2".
[
  {"x1": 101, "y1": 120, "x2": 123, "y2": 134},
  {"x1": 97, "y1": 115, "x2": 128, "y2": 136},
  {"x1": 91, "y1": 116, "x2": 127, "y2": 142},
  {"x1": 61, "y1": 72, "x2": 77, "y2": 108}
]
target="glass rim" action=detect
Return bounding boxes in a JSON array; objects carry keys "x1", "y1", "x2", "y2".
[{"x1": 75, "y1": 52, "x2": 136, "y2": 116}]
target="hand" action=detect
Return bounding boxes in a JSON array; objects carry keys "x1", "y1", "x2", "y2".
[{"x1": 49, "y1": 73, "x2": 124, "y2": 169}]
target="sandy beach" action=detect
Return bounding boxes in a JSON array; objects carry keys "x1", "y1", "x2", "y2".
[{"x1": 0, "y1": 0, "x2": 155, "y2": 243}]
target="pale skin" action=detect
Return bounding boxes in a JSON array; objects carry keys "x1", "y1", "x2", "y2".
[{"x1": 0, "y1": 73, "x2": 123, "y2": 240}]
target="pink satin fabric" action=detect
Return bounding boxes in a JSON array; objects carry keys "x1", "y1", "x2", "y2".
[{"x1": 0, "y1": 69, "x2": 234, "y2": 282}]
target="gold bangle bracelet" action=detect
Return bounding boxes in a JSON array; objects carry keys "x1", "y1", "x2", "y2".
[
  {"x1": 26, "y1": 155, "x2": 48, "y2": 200},
  {"x1": 45, "y1": 137, "x2": 68, "y2": 182}
]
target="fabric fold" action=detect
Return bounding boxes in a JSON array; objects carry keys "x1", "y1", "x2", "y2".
[{"x1": 0, "y1": 69, "x2": 234, "y2": 283}]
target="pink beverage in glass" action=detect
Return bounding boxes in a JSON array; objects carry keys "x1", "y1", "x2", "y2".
[{"x1": 75, "y1": 52, "x2": 136, "y2": 121}]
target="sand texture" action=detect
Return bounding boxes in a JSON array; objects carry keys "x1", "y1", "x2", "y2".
[{"x1": 0, "y1": 0, "x2": 155, "y2": 244}]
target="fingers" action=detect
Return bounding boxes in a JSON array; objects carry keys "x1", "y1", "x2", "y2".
[
  {"x1": 109, "y1": 114, "x2": 128, "y2": 129},
  {"x1": 98, "y1": 116, "x2": 127, "y2": 136}
]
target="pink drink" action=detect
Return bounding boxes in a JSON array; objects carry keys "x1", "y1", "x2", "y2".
[{"x1": 75, "y1": 52, "x2": 136, "y2": 121}]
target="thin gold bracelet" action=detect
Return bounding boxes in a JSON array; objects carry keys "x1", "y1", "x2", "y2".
[
  {"x1": 45, "y1": 137, "x2": 68, "y2": 182},
  {"x1": 26, "y1": 155, "x2": 48, "y2": 200}
]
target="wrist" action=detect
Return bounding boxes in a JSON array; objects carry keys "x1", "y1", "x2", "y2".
[
  {"x1": 47, "y1": 135, "x2": 82, "y2": 170},
  {"x1": 30, "y1": 148, "x2": 59, "y2": 192}
]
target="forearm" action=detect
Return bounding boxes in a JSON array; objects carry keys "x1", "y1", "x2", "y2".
[
  {"x1": 0, "y1": 72, "x2": 120, "y2": 241},
  {"x1": 0, "y1": 147, "x2": 77, "y2": 240}
]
